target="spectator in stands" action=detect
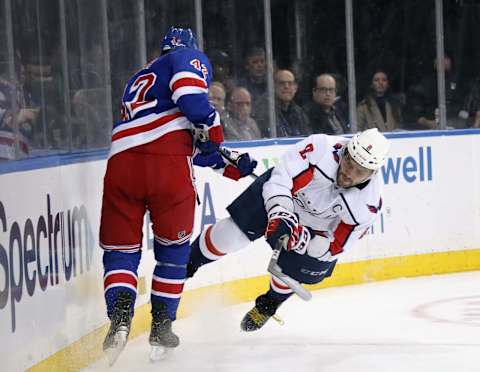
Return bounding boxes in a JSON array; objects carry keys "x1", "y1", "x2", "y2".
[
  {"x1": 71, "y1": 88, "x2": 111, "y2": 149},
  {"x1": 224, "y1": 87, "x2": 262, "y2": 140},
  {"x1": 303, "y1": 73, "x2": 348, "y2": 135},
  {"x1": 255, "y1": 69, "x2": 311, "y2": 138},
  {"x1": 357, "y1": 69, "x2": 403, "y2": 132},
  {"x1": 237, "y1": 47, "x2": 267, "y2": 104},
  {"x1": 209, "y1": 49, "x2": 235, "y2": 94},
  {"x1": 208, "y1": 81, "x2": 228, "y2": 122},
  {"x1": 0, "y1": 77, "x2": 33, "y2": 161},
  {"x1": 23, "y1": 51, "x2": 66, "y2": 149},
  {"x1": 463, "y1": 76, "x2": 480, "y2": 128},
  {"x1": 1, "y1": 57, "x2": 39, "y2": 131},
  {"x1": 405, "y1": 54, "x2": 467, "y2": 130},
  {"x1": 0, "y1": 61, "x2": 38, "y2": 160}
]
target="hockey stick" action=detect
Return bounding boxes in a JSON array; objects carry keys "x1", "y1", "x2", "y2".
[
  {"x1": 267, "y1": 245, "x2": 312, "y2": 301},
  {"x1": 219, "y1": 146, "x2": 259, "y2": 179}
]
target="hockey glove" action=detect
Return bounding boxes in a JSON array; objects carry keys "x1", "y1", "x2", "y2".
[
  {"x1": 220, "y1": 148, "x2": 258, "y2": 180},
  {"x1": 289, "y1": 225, "x2": 313, "y2": 255},
  {"x1": 233, "y1": 152, "x2": 258, "y2": 177},
  {"x1": 265, "y1": 206, "x2": 300, "y2": 251},
  {"x1": 193, "y1": 111, "x2": 224, "y2": 154}
]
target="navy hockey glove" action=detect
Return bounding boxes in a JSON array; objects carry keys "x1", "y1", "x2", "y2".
[
  {"x1": 265, "y1": 206, "x2": 300, "y2": 250},
  {"x1": 220, "y1": 148, "x2": 258, "y2": 180},
  {"x1": 235, "y1": 153, "x2": 258, "y2": 177}
]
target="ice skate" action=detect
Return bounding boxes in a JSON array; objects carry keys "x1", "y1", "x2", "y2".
[
  {"x1": 240, "y1": 293, "x2": 283, "y2": 332},
  {"x1": 103, "y1": 292, "x2": 134, "y2": 366},
  {"x1": 149, "y1": 301, "x2": 180, "y2": 362}
]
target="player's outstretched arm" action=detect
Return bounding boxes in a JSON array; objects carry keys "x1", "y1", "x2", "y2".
[{"x1": 192, "y1": 146, "x2": 257, "y2": 180}]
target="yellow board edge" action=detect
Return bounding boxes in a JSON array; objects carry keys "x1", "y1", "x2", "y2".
[{"x1": 27, "y1": 248, "x2": 480, "y2": 372}]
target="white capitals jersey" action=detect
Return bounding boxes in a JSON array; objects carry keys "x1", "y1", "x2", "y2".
[{"x1": 262, "y1": 134, "x2": 383, "y2": 259}]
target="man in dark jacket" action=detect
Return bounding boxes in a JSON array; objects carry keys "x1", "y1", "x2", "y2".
[
  {"x1": 254, "y1": 69, "x2": 311, "y2": 138},
  {"x1": 303, "y1": 73, "x2": 349, "y2": 135}
]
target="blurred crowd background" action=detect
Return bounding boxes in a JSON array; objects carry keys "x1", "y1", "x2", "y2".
[{"x1": 1, "y1": 0, "x2": 479, "y2": 161}]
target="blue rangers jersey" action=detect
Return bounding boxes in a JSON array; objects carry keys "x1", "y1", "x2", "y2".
[{"x1": 109, "y1": 47, "x2": 221, "y2": 158}]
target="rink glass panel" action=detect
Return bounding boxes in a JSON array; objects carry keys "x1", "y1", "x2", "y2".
[
  {"x1": 354, "y1": 0, "x2": 480, "y2": 131},
  {"x1": 353, "y1": 0, "x2": 438, "y2": 131},
  {"x1": 443, "y1": 0, "x2": 480, "y2": 129},
  {"x1": 275, "y1": 0, "x2": 348, "y2": 121},
  {"x1": 1, "y1": 0, "x2": 479, "y2": 164},
  {"x1": 8, "y1": 0, "x2": 69, "y2": 155},
  {"x1": 144, "y1": 0, "x2": 196, "y2": 60},
  {"x1": 64, "y1": 0, "x2": 113, "y2": 151},
  {"x1": 0, "y1": 0, "x2": 22, "y2": 160}
]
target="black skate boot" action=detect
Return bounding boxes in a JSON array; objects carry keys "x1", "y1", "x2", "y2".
[
  {"x1": 149, "y1": 301, "x2": 179, "y2": 362},
  {"x1": 186, "y1": 237, "x2": 213, "y2": 278},
  {"x1": 240, "y1": 293, "x2": 283, "y2": 332},
  {"x1": 103, "y1": 291, "x2": 134, "y2": 366},
  {"x1": 186, "y1": 260, "x2": 199, "y2": 278}
]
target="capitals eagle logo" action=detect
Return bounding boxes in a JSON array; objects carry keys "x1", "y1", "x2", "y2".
[{"x1": 367, "y1": 197, "x2": 383, "y2": 214}]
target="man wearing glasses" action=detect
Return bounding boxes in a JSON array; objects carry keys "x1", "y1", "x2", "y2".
[
  {"x1": 304, "y1": 73, "x2": 349, "y2": 135},
  {"x1": 254, "y1": 69, "x2": 311, "y2": 138}
]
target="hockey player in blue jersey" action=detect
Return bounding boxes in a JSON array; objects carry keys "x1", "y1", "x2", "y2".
[{"x1": 100, "y1": 27, "x2": 257, "y2": 364}]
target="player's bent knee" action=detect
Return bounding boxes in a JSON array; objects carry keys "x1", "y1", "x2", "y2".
[{"x1": 209, "y1": 217, "x2": 251, "y2": 254}]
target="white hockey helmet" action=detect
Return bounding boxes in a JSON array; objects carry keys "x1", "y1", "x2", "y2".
[{"x1": 347, "y1": 128, "x2": 389, "y2": 170}]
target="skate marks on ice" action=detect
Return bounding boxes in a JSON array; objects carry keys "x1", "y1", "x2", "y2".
[{"x1": 85, "y1": 271, "x2": 480, "y2": 372}]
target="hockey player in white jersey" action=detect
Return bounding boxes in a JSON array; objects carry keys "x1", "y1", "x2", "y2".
[{"x1": 187, "y1": 128, "x2": 389, "y2": 331}]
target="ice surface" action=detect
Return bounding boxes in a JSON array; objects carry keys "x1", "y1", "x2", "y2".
[{"x1": 85, "y1": 271, "x2": 480, "y2": 372}]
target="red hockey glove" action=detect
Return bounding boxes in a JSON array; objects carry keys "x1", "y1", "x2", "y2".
[{"x1": 289, "y1": 225, "x2": 312, "y2": 255}]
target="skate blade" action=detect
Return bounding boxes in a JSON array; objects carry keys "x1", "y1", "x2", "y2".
[
  {"x1": 104, "y1": 330, "x2": 128, "y2": 366},
  {"x1": 149, "y1": 345, "x2": 170, "y2": 362},
  {"x1": 272, "y1": 314, "x2": 284, "y2": 325}
]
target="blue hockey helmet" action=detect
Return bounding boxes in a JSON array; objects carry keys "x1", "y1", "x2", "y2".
[{"x1": 161, "y1": 27, "x2": 199, "y2": 52}]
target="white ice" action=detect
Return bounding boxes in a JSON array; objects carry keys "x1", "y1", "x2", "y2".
[{"x1": 86, "y1": 271, "x2": 480, "y2": 372}]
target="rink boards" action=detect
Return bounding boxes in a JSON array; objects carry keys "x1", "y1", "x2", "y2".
[{"x1": 1, "y1": 130, "x2": 480, "y2": 371}]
